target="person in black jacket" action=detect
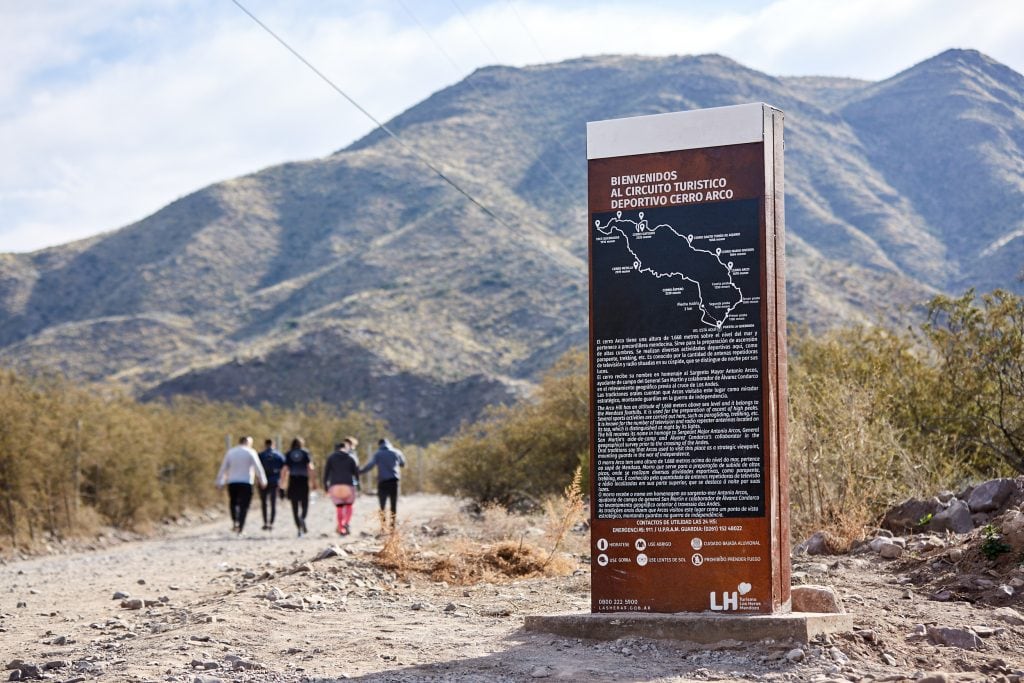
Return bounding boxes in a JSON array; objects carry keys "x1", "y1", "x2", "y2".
[
  {"x1": 323, "y1": 437, "x2": 360, "y2": 536},
  {"x1": 280, "y1": 437, "x2": 315, "y2": 537}
]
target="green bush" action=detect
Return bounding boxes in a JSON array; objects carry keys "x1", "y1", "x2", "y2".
[
  {"x1": 921, "y1": 290, "x2": 1024, "y2": 472},
  {"x1": 433, "y1": 349, "x2": 588, "y2": 508},
  {"x1": 787, "y1": 326, "x2": 959, "y2": 541}
]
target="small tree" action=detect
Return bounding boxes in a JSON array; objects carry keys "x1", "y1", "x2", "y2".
[{"x1": 923, "y1": 289, "x2": 1024, "y2": 472}]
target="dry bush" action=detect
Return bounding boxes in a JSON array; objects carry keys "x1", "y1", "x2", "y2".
[
  {"x1": 371, "y1": 531, "x2": 552, "y2": 585},
  {"x1": 374, "y1": 524, "x2": 408, "y2": 572},
  {"x1": 788, "y1": 327, "x2": 960, "y2": 545},
  {"x1": 375, "y1": 490, "x2": 584, "y2": 585},
  {"x1": 418, "y1": 539, "x2": 554, "y2": 585},
  {"x1": 477, "y1": 503, "x2": 536, "y2": 543}
]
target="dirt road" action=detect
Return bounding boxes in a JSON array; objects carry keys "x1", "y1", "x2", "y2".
[{"x1": 3, "y1": 493, "x2": 1024, "y2": 682}]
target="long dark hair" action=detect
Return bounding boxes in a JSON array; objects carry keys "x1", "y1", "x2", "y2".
[{"x1": 290, "y1": 436, "x2": 305, "y2": 451}]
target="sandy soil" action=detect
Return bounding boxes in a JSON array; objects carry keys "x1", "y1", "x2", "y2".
[{"x1": 2, "y1": 493, "x2": 1024, "y2": 682}]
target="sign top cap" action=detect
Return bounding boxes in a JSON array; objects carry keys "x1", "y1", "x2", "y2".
[{"x1": 587, "y1": 102, "x2": 780, "y2": 159}]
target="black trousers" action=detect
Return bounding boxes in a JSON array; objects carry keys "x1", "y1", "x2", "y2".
[
  {"x1": 227, "y1": 483, "x2": 253, "y2": 531},
  {"x1": 377, "y1": 478, "x2": 399, "y2": 515},
  {"x1": 259, "y1": 483, "x2": 279, "y2": 525},
  {"x1": 288, "y1": 477, "x2": 310, "y2": 529}
]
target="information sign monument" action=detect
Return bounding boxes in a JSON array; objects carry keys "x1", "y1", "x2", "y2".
[{"x1": 588, "y1": 103, "x2": 789, "y2": 614}]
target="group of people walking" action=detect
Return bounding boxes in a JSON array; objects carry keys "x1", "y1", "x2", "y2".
[{"x1": 215, "y1": 435, "x2": 406, "y2": 536}]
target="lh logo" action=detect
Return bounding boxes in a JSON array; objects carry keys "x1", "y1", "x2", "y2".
[
  {"x1": 710, "y1": 582, "x2": 752, "y2": 611},
  {"x1": 709, "y1": 591, "x2": 738, "y2": 611}
]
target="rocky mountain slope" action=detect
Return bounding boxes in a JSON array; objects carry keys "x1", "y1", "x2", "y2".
[{"x1": 1, "y1": 49, "x2": 1022, "y2": 442}]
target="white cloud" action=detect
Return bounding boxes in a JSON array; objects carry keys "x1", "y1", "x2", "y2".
[{"x1": 1, "y1": 0, "x2": 1023, "y2": 253}]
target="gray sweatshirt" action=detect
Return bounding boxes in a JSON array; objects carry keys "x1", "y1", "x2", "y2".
[{"x1": 359, "y1": 440, "x2": 406, "y2": 482}]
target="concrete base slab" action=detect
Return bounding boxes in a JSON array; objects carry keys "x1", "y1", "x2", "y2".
[{"x1": 524, "y1": 612, "x2": 853, "y2": 645}]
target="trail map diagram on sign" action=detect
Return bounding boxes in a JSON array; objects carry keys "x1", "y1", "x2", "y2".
[{"x1": 595, "y1": 211, "x2": 744, "y2": 329}]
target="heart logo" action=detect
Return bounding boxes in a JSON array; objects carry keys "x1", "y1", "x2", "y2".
[{"x1": 738, "y1": 582, "x2": 752, "y2": 595}]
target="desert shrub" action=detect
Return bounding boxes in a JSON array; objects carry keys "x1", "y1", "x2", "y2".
[
  {"x1": 921, "y1": 289, "x2": 1024, "y2": 473},
  {"x1": 0, "y1": 367, "x2": 389, "y2": 549},
  {"x1": 980, "y1": 523, "x2": 1012, "y2": 560},
  {"x1": 432, "y1": 348, "x2": 587, "y2": 507},
  {"x1": 787, "y1": 328, "x2": 959, "y2": 541}
]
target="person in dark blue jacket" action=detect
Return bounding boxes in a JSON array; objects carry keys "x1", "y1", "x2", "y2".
[
  {"x1": 257, "y1": 439, "x2": 286, "y2": 531},
  {"x1": 360, "y1": 438, "x2": 406, "y2": 528}
]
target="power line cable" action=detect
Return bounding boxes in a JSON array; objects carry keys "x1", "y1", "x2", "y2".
[
  {"x1": 229, "y1": 0, "x2": 512, "y2": 230},
  {"x1": 501, "y1": 1, "x2": 582, "y2": 166},
  {"x1": 505, "y1": 0, "x2": 552, "y2": 63},
  {"x1": 448, "y1": 0, "x2": 579, "y2": 169},
  {"x1": 397, "y1": 0, "x2": 464, "y2": 76},
  {"x1": 397, "y1": 0, "x2": 575, "y2": 199},
  {"x1": 449, "y1": 0, "x2": 502, "y2": 64},
  {"x1": 229, "y1": 0, "x2": 584, "y2": 281}
]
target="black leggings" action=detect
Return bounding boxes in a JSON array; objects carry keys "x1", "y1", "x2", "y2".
[
  {"x1": 288, "y1": 477, "x2": 310, "y2": 529},
  {"x1": 377, "y1": 479, "x2": 399, "y2": 515},
  {"x1": 259, "y1": 483, "x2": 279, "y2": 525},
  {"x1": 227, "y1": 483, "x2": 253, "y2": 531}
]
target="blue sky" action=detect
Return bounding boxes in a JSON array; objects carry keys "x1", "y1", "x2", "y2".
[{"x1": 3, "y1": 0, "x2": 1023, "y2": 253}]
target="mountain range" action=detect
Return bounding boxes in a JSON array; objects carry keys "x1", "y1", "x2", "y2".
[{"x1": 1, "y1": 48, "x2": 1022, "y2": 443}]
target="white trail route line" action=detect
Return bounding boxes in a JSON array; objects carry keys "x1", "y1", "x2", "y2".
[{"x1": 595, "y1": 210, "x2": 744, "y2": 329}]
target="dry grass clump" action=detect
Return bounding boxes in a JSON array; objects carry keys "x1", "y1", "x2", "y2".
[
  {"x1": 480, "y1": 540, "x2": 548, "y2": 576},
  {"x1": 423, "y1": 539, "x2": 569, "y2": 585},
  {"x1": 373, "y1": 532, "x2": 556, "y2": 584},
  {"x1": 477, "y1": 503, "x2": 536, "y2": 543},
  {"x1": 371, "y1": 484, "x2": 585, "y2": 584}
]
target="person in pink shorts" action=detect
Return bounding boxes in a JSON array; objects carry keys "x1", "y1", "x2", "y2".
[{"x1": 323, "y1": 437, "x2": 360, "y2": 535}]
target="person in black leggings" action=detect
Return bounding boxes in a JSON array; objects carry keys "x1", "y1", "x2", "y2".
[
  {"x1": 257, "y1": 439, "x2": 286, "y2": 531},
  {"x1": 360, "y1": 438, "x2": 406, "y2": 530},
  {"x1": 281, "y1": 437, "x2": 315, "y2": 537}
]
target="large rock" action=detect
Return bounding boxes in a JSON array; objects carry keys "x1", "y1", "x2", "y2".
[
  {"x1": 993, "y1": 606, "x2": 1024, "y2": 625},
  {"x1": 999, "y1": 510, "x2": 1024, "y2": 551},
  {"x1": 882, "y1": 498, "x2": 941, "y2": 533},
  {"x1": 795, "y1": 531, "x2": 842, "y2": 556},
  {"x1": 791, "y1": 585, "x2": 844, "y2": 613},
  {"x1": 967, "y1": 478, "x2": 1018, "y2": 513},
  {"x1": 879, "y1": 543, "x2": 904, "y2": 560},
  {"x1": 927, "y1": 499, "x2": 974, "y2": 534},
  {"x1": 926, "y1": 626, "x2": 983, "y2": 650}
]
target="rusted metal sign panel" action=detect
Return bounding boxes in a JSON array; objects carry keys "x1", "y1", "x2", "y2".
[{"x1": 587, "y1": 103, "x2": 790, "y2": 614}]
